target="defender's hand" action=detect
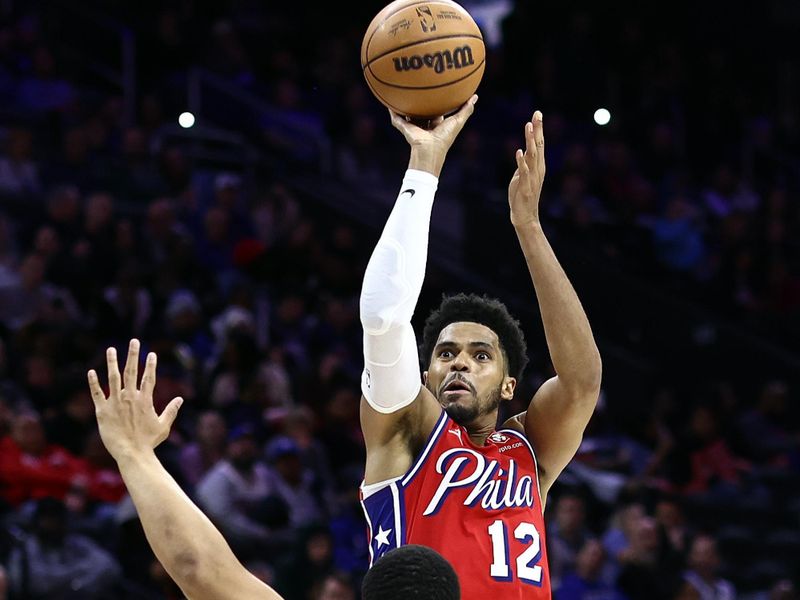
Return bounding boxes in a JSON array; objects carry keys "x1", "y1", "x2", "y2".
[
  {"x1": 508, "y1": 111, "x2": 546, "y2": 228},
  {"x1": 390, "y1": 95, "x2": 478, "y2": 177},
  {"x1": 88, "y1": 339, "x2": 183, "y2": 461}
]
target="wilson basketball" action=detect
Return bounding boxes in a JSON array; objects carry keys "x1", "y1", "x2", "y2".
[{"x1": 361, "y1": 0, "x2": 485, "y2": 119}]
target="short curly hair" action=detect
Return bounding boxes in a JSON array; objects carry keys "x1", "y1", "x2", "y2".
[
  {"x1": 362, "y1": 545, "x2": 460, "y2": 600},
  {"x1": 420, "y1": 293, "x2": 529, "y2": 380}
]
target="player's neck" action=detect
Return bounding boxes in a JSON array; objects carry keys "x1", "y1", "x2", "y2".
[{"x1": 464, "y1": 415, "x2": 497, "y2": 446}]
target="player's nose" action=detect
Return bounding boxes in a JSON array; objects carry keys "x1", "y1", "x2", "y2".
[{"x1": 450, "y1": 353, "x2": 470, "y2": 371}]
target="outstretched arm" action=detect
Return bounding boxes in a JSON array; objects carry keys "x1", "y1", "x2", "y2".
[
  {"x1": 504, "y1": 112, "x2": 602, "y2": 498},
  {"x1": 359, "y1": 98, "x2": 478, "y2": 482},
  {"x1": 88, "y1": 340, "x2": 282, "y2": 600}
]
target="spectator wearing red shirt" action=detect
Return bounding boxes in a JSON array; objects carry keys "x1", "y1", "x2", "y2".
[
  {"x1": 0, "y1": 411, "x2": 88, "y2": 507},
  {"x1": 682, "y1": 405, "x2": 750, "y2": 496}
]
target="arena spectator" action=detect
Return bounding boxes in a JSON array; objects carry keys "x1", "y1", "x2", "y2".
[
  {"x1": 195, "y1": 424, "x2": 285, "y2": 558},
  {"x1": 179, "y1": 409, "x2": 228, "y2": 488},
  {"x1": 6, "y1": 497, "x2": 121, "y2": 599},
  {"x1": 312, "y1": 572, "x2": 355, "y2": 600},
  {"x1": 0, "y1": 412, "x2": 88, "y2": 507},
  {"x1": 264, "y1": 435, "x2": 328, "y2": 528},
  {"x1": 548, "y1": 492, "x2": 593, "y2": 586},
  {"x1": 602, "y1": 501, "x2": 645, "y2": 565},
  {"x1": 683, "y1": 534, "x2": 736, "y2": 600},
  {"x1": 615, "y1": 515, "x2": 682, "y2": 600},
  {"x1": 0, "y1": 127, "x2": 39, "y2": 196},
  {"x1": 557, "y1": 539, "x2": 624, "y2": 600}
]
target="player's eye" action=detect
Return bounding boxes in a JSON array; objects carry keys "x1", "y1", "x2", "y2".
[
  {"x1": 476, "y1": 352, "x2": 491, "y2": 361},
  {"x1": 439, "y1": 350, "x2": 454, "y2": 359}
]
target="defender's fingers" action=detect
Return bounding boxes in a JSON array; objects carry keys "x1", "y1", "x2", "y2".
[
  {"x1": 524, "y1": 121, "x2": 536, "y2": 162},
  {"x1": 141, "y1": 352, "x2": 157, "y2": 397},
  {"x1": 87, "y1": 370, "x2": 107, "y2": 408},
  {"x1": 123, "y1": 339, "x2": 140, "y2": 390},
  {"x1": 107, "y1": 347, "x2": 122, "y2": 398},
  {"x1": 533, "y1": 112, "x2": 545, "y2": 174},
  {"x1": 514, "y1": 150, "x2": 531, "y2": 188},
  {"x1": 532, "y1": 111, "x2": 545, "y2": 151},
  {"x1": 515, "y1": 149, "x2": 530, "y2": 178}
]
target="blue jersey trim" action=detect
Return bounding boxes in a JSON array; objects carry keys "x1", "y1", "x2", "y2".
[
  {"x1": 497, "y1": 428, "x2": 543, "y2": 511},
  {"x1": 400, "y1": 409, "x2": 448, "y2": 487}
]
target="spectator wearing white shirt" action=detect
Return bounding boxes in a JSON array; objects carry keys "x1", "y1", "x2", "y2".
[
  {"x1": 683, "y1": 535, "x2": 736, "y2": 600},
  {"x1": 196, "y1": 425, "x2": 289, "y2": 559}
]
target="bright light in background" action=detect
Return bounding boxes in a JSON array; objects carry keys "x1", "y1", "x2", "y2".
[
  {"x1": 594, "y1": 108, "x2": 611, "y2": 126},
  {"x1": 178, "y1": 112, "x2": 195, "y2": 128}
]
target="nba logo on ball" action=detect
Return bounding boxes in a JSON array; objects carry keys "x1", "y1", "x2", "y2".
[
  {"x1": 361, "y1": 0, "x2": 485, "y2": 119},
  {"x1": 416, "y1": 6, "x2": 437, "y2": 32}
]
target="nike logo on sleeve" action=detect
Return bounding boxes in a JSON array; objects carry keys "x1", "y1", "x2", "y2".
[{"x1": 400, "y1": 189, "x2": 416, "y2": 198}]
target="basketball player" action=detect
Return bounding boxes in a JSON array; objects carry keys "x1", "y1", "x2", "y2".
[
  {"x1": 358, "y1": 95, "x2": 602, "y2": 598},
  {"x1": 87, "y1": 340, "x2": 462, "y2": 599}
]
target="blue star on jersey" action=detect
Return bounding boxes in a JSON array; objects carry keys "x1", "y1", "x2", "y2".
[{"x1": 363, "y1": 480, "x2": 406, "y2": 562}]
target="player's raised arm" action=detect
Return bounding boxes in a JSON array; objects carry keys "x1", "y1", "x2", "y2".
[
  {"x1": 503, "y1": 112, "x2": 603, "y2": 498},
  {"x1": 359, "y1": 97, "x2": 477, "y2": 480},
  {"x1": 88, "y1": 339, "x2": 282, "y2": 600}
]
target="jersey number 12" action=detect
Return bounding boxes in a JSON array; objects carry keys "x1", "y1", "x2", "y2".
[{"x1": 487, "y1": 520, "x2": 543, "y2": 585}]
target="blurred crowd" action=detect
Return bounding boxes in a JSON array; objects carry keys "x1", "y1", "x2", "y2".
[{"x1": 0, "y1": 1, "x2": 798, "y2": 599}]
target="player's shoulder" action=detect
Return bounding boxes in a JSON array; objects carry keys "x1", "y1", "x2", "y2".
[{"x1": 500, "y1": 411, "x2": 526, "y2": 435}]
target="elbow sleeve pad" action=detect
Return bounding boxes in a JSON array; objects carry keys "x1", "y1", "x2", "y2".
[{"x1": 359, "y1": 169, "x2": 437, "y2": 412}]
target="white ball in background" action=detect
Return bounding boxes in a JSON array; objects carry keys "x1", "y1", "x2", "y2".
[
  {"x1": 178, "y1": 112, "x2": 196, "y2": 128},
  {"x1": 594, "y1": 108, "x2": 611, "y2": 126}
]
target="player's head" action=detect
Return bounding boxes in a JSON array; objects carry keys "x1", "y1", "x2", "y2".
[
  {"x1": 362, "y1": 544, "x2": 460, "y2": 600},
  {"x1": 421, "y1": 293, "x2": 528, "y2": 426}
]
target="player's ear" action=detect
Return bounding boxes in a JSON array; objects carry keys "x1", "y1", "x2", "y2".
[
  {"x1": 501, "y1": 376, "x2": 516, "y2": 401},
  {"x1": 422, "y1": 371, "x2": 429, "y2": 385}
]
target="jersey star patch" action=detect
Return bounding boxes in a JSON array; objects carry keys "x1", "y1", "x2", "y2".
[{"x1": 375, "y1": 525, "x2": 392, "y2": 548}]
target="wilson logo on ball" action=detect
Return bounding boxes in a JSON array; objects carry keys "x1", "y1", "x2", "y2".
[{"x1": 392, "y1": 45, "x2": 475, "y2": 74}]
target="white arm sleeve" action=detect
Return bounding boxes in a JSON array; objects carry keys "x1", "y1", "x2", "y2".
[{"x1": 360, "y1": 169, "x2": 438, "y2": 413}]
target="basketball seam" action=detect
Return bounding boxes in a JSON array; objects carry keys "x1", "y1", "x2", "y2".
[
  {"x1": 362, "y1": 33, "x2": 484, "y2": 68},
  {"x1": 363, "y1": 71, "x2": 406, "y2": 114},
  {"x1": 367, "y1": 58, "x2": 485, "y2": 90},
  {"x1": 364, "y1": 0, "x2": 474, "y2": 70}
]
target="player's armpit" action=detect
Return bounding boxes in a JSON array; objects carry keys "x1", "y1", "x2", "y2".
[
  {"x1": 360, "y1": 386, "x2": 442, "y2": 484},
  {"x1": 501, "y1": 411, "x2": 526, "y2": 434},
  {"x1": 360, "y1": 386, "x2": 440, "y2": 443},
  {"x1": 522, "y1": 375, "x2": 599, "y2": 497}
]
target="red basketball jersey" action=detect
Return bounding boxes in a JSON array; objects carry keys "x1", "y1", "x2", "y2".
[{"x1": 361, "y1": 410, "x2": 551, "y2": 599}]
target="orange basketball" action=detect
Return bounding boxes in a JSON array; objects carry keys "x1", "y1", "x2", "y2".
[{"x1": 361, "y1": 0, "x2": 485, "y2": 119}]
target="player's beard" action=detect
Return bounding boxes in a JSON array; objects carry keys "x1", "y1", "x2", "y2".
[{"x1": 444, "y1": 384, "x2": 502, "y2": 426}]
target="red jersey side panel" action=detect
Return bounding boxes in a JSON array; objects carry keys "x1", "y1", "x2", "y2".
[{"x1": 361, "y1": 411, "x2": 551, "y2": 599}]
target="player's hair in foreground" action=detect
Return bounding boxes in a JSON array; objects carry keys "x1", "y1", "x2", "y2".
[
  {"x1": 421, "y1": 293, "x2": 529, "y2": 380},
  {"x1": 362, "y1": 545, "x2": 460, "y2": 600}
]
